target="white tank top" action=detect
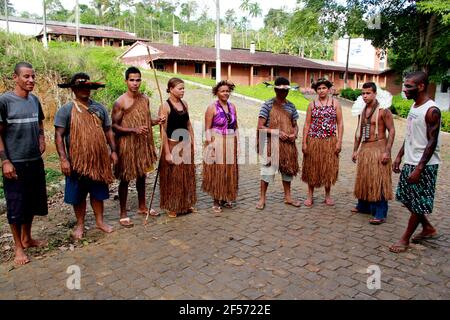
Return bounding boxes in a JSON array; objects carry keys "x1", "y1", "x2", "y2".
[{"x1": 404, "y1": 99, "x2": 441, "y2": 165}]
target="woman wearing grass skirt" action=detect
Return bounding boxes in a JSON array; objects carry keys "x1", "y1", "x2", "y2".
[{"x1": 301, "y1": 78, "x2": 343, "y2": 207}]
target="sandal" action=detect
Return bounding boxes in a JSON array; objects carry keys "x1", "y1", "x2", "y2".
[
  {"x1": 147, "y1": 208, "x2": 160, "y2": 216},
  {"x1": 303, "y1": 199, "x2": 313, "y2": 208},
  {"x1": 220, "y1": 201, "x2": 233, "y2": 209},
  {"x1": 389, "y1": 243, "x2": 409, "y2": 253},
  {"x1": 324, "y1": 198, "x2": 335, "y2": 206},
  {"x1": 256, "y1": 202, "x2": 265, "y2": 210},
  {"x1": 411, "y1": 232, "x2": 439, "y2": 243},
  {"x1": 119, "y1": 217, "x2": 134, "y2": 228},
  {"x1": 369, "y1": 218, "x2": 385, "y2": 225},
  {"x1": 284, "y1": 200, "x2": 301, "y2": 207},
  {"x1": 167, "y1": 211, "x2": 177, "y2": 218},
  {"x1": 212, "y1": 206, "x2": 222, "y2": 214}
]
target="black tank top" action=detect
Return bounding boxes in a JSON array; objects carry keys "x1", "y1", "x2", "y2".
[{"x1": 166, "y1": 99, "x2": 190, "y2": 141}]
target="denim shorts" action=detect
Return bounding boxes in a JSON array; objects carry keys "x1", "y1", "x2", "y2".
[{"x1": 64, "y1": 172, "x2": 109, "y2": 205}]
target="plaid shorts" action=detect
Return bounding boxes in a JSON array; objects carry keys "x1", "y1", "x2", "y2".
[{"x1": 396, "y1": 164, "x2": 439, "y2": 215}]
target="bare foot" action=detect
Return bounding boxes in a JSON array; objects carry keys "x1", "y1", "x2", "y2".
[
  {"x1": 389, "y1": 241, "x2": 409, "y2": 253},
  {"x1": 284, "y1": 198, "x2": 301, "y2": 207},
  {"x1": 22, "y1": 238, "x2": 48, "y2": 249},
  {"x1": 324, "y1": 197, "x2": 335, "y2": 206},
  {"x1": 256, "y1": 199, "x2": 265, "y2": 210},
  {"x1": 350, "y1": 207, "x2": 359, "y2": 213},
  {"x1": 96, "y1": 222, "x2": 113, "y2": 233},
  {"x1": 72, "y1": 225, "x2": 84, "y2": 241},
  {"x1": 14, "y1": 247, "x2": 30, "y2": 265}
]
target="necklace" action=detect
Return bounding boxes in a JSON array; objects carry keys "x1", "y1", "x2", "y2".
[
  {"x1": 362, "y1": 102, "x2": 379, "y2": 142},
  {"x1": 318, "y1": 97, "x2": 329, "y2": 108}
]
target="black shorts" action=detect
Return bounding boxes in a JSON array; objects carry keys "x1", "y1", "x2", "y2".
[{"x1": 3, "y1": 158, "x2": 48, "y2": 225}]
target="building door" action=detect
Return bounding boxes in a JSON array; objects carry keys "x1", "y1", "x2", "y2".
[{"x1": 211, "y1": 68, "x2": 216, "y2": 80}]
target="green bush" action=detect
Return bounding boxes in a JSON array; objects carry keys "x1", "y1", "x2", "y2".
[
  {"x1": 391, "y1": 95, "x2": 412, "y2": 118},
  {"x1": 339, "y1": 88, "x2": 362, "y2": 101},
  {"x1": 441, "y1": 111, "x2": 450, "y2": 133}
]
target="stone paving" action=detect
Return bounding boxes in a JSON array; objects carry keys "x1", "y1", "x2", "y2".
[{"x1": 0, "y1": 80, "x2": 449, "y2": 300}]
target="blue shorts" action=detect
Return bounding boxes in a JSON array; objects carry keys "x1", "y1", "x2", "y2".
[{"x1": 64, "y1": 172, "x2": 109, "y2": 205}]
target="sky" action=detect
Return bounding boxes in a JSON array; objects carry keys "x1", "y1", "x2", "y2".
[{"x1": 10, "y1": 0, "x2": 299, "y2": 29}]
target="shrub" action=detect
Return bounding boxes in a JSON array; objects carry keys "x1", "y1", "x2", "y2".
[
  {"x1": 441, "y1": 111, "x2": 450, "y2": 133},
  {"x1": 391, "y1": 95, "x2": 412, "y2": 118},
  {"x1": 339, "y1": 88, "x2": 362, "y2": 101}
]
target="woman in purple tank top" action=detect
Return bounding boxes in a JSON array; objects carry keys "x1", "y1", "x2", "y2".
[{"x1": 202, "y1": 80, "x2": 239, "y2": 214}]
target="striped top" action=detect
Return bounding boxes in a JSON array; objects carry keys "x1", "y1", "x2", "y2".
[
  {"x1": 258, "y1": 98, "x2": 299, "y2": 126},
  {"x1": 0, "y1": 91, "x2": 45, "y2": 162}
]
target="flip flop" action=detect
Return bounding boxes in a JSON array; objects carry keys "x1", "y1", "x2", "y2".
[
  {"x1": 147, "y1": 209, "x2": 160, "y2": 217},
  {"x1": 212, "y1": 206, "x2": 222, "y2": 214},
  {"x1": 167, "y1": 211, "x2": 177, "y2": 218},
  {"x1": 256, "y1": 202, "x2": 265, "y2": 210},
  {"x1": 324, "y1": 198, "x2": 335, "y2": 206},
  {"x1": 412, "y1": 232, "x2": 439, "y2": 243},
  {"x1": 303, "y1": 199, "x2": 313, "y2": 208},
  {"x1": 284, "y1": 200, "x2": 301, "y2": 207},
  {"x1": 369, "y1": 218, "x2": 385, "y2": 225},
  {"x1": 389, "y1": 243, "x2": 409, "y2": 253},
  {"x1": 119, "y1": 217, "x2": 134, "y2": 228}
]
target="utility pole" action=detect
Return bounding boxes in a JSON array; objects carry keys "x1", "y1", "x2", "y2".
[
  {"x1": 344, "y1": 35, "x2": 351, "y2": 89},
  {"x1": 76, "y1": 0, "x2": 80, "y2": 44},
  {"x1": 215, "y1": 0, "x2": 221, "y2": 82},
  {"x1": 42, "y1": 0, "x2": 48, "y2": 48},
  {"x1": 4, "y1": 0, "x2": 9, "y2": 33}
]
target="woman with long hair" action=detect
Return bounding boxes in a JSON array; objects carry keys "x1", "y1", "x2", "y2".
[
  {"x1": 301, "y1": 78, "x2": 343, "y2": 207},
  {"x1": 158, "y1": 78, "x2": 196, "y2": 217},
  {"x1": 202, "y1": 80, "x2": 239, "y2": 214}
]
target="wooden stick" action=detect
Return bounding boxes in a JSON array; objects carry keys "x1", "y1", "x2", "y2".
[{"x1": 144, "y1": 45, "x2": 165, "y2": 226}]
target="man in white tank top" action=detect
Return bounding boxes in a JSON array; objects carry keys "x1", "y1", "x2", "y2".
[{"x1": 390, "y1": 71, "x2": 441, "y2": 253}]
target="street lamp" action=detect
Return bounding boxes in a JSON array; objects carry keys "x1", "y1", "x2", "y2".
[
  {"x1": 4, "y1": 0, "x2": 9, "y2": 33},
  {"x1": 344, "y1": 34, "x2": 351, "y2": 89},
  {"x1": 42, "y1": 0, "x2": 48, "y2": 48},
  {"x1": 215, "y1": 0, "x2": 221, "y2": 83},
  {"x1": 76, "y1": 0, "x2": 80, "y2": 44}
]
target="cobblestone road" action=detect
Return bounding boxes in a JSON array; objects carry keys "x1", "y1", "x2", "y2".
[{"x1": 0, "y1": 80, "x2": 449, "y2": 300}]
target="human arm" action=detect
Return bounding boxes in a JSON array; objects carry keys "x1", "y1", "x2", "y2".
[
  {"x1": 393, "y1": 141, "x2": 404, "y2": 173},
  {"x1": 382, "y1": 109, "x2": 395, "y2": 165},
  {"x1": 335, "y1": 99, "x2": 344, "y2": 155},
  {"x1": 352, "y1": 115, "x2": 362, "y2": 163},
  {"x1": 159, "y1": 103, "x2": 173, "y2": 164},
  {"x1": 0, "y1": 123, "x2": 17, "y2": 179},
  {"x1": 54, "y1": 126, "x2": 71, "y2": 176},
  {"x1": 302, "y1": 102, "x2": 313, "y2": 154},
  {"x1": 104, "y1": 126, "x2": 118, "y2": 165},
  {"x1": 407, "y1": 107, "x2": 441, "y2": 183}
]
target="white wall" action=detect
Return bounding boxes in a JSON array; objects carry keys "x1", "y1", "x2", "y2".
[
  {"x1": 0, "y1": 20, "x2": 42, "y2": 36},
  {"x1": 435, "y1": 83, "x2": 450, "y2": 111},
  {"x1": 335, "y1": 38, "x2": 386, "y2": 71}
]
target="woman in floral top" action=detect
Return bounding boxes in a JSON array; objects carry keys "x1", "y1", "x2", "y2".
[{"x1": 301, "y1": 78, "x2": 344, "y2": 207}]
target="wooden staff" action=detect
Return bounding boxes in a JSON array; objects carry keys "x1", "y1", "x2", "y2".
[{"x1": 144, "y1": 45, "x2": 165, "y2": 226}]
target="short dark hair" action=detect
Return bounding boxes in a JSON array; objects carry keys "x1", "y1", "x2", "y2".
[
  {"x1": 14, "y1": 62, "x2": 33, "y2": 75},
  {"x1": 362, "y1": 82, "x2": 377, "y2": 93},
  {"x1": 125, "y1": 66, "x2": 141, "y2": 80},
  {"x1": 312, "y1": 78, "x2": 333, "y2": 91},
  {"x1": 274, "y1": 77, "x2": 290, "y2": 86},
  {"x1": 212, "y1": 80, "x2": 235, "y2": 96},
  {"x1": 405, "y1": 71, "x2": 429, "y2": 89}
]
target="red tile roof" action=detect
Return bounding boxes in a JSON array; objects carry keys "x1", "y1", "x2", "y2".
[
  {"x1": 121, "y1": 41, "x2": 383, "y2": 74},
  {"x1": 41, "y1": 25, "x2": 140, "y2": 41}
]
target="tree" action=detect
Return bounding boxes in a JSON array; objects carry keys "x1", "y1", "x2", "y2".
[
  {"x1": 45, "y1": 0, "x2": 71, "y2": 21},
  {"x1": 180, "y1": 1, "x2": 198, "y2": 22},
  {"x1": 361, "y1": 0, "x2": 450, "y2": 82},
  {"x1": 0, "y1": 0, "x2": 15, "y2": 15},
  {"x1": 224, "y1": 9, "x2": 237, "y2": 33}
]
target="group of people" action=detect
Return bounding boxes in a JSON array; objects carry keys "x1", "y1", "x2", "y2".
[{"x1": 0, "y1": 61, "x2": 441, "y2": 265}]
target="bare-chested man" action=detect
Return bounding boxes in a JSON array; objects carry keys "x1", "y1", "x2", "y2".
[
  {"x1": 112, "y1": 66, "x2": 165, "y2": 227},
  {"x1": 352, "y1": 82, "x2": 395, "y2": 225}
]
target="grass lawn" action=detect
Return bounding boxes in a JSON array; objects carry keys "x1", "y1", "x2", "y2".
[{"x1": 143, "y1": 71, "x2": 310, "y2": 111}]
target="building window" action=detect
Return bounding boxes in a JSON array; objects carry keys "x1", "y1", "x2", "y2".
[
  {"x1": 253, "y1": 67, "x2": 259, "y2": 76},
  {"x1": 348, "y1": 73, "x2": 355, "y2": 80},
  {"x1": 339, "y1": 72, "x2": 345, "y2": 79},
  {"x1": 195, "y1": 63, "x2": 203, "y2": 74},
  {"x1": 109, "y1": 40, "x2": 114, "y2": 46},
  {"x1": 274, "y1": 68, "x2": 280, "y2": 77},
  {"x1": 154, "y1": 63, "x2": 165, "y2": 71},
  {"x1": 310, "y1": 72, "x2": 316, "y2": 83}
]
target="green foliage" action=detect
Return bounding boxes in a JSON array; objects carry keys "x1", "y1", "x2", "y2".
[
  {"x1": 441, "y1": 111, "x2": 450, "y2": 133},
  {"x1": 390, "y1": 95, "x2": 413, "y2": 118},
  {"x1": 339, "y1": 88, "x2": 362, "y2": 101},
  {"x1": 151, "y1": 71, "x2": 309, "y2": 111}
]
